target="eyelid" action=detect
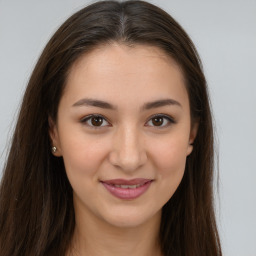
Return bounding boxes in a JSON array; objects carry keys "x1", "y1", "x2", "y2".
[
  {"x1": 145, "y1": 114, "x2": 176, "y2": 128},
  {"x1": 80, "y1": 114, "x2": 111, "y2": 129},
  {"x1": 80, "y1": 113, "x2": 175, "y2": 129}
]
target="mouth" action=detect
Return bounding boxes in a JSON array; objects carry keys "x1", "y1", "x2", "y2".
[{"x1": 100, "y1": 178, "x2": 153, "y2": 200}]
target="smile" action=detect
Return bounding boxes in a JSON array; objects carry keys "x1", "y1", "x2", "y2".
[
  {"x1": 101, "y1": 178, "x2": 153, "y2": 200},
  {"x1": 111, "y1": 184, "x2": 144, "y2": 189}
]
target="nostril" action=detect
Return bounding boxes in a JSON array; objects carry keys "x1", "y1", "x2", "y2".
[
  {"x1": 108, "y1": 149, "x2": 147, "y2": 172},
  {"x1": 108, "y1": 130, "x2": 148, "y2": 171}
]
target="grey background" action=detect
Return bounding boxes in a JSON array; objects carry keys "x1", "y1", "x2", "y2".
[{"x1": 0, "y1": 0, "x2": 256, "y2": 255}]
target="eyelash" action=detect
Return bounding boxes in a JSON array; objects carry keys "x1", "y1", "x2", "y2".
[{"x1": 80, "y1": 114, "x2": 175, "y2": 130}]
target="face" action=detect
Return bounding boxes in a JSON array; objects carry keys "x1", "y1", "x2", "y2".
[{"x1": 50, "y1": 43, "x2": 197, "y2": 228}]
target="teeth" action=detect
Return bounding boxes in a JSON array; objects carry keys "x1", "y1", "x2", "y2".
[{"x1": 113, "y1": 184, "x2": 143, "y2": 189}]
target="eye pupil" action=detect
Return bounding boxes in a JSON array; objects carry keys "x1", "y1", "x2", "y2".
[
  {"x1": 91, "y1": 116, "x2": 103, "y2": 126},
  {"x1": 152, "y1": 117, "x2": 163, "y2": 126}
]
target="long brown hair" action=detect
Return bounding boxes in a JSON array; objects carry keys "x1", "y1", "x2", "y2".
[{"x1": 0, "y1": 1, "x2": 222, "y2": 255}]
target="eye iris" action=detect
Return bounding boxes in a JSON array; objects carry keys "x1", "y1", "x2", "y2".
[
  {"x1": 91, "y1": 116, "x2": 103, "y2": 126},
  {"x1": 152, "y1": 117, "x2": 163, "y2": 126}
]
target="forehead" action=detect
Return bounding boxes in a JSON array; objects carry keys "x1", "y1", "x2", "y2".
[
  {"x1": 69, "y1": 43, "x2": 183, "y2": 79},
  {"x1": 63, "y1": 43, "x2": 189, "y2": 110}
]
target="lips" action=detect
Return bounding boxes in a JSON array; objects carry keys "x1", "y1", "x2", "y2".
[{"x1": 101, "y1": 178, "x2": 153, "y2": 200}]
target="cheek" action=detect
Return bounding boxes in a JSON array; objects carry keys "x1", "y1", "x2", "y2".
[
  {"x1": 152, "y1": 136, "x2": 188, "y2": 170},
  {"x1": 59, "y1": 131, "x2": 109, "y2": 178},
  {"x1": 149, "y1": 135, "x2": 188, "y2": 193}
]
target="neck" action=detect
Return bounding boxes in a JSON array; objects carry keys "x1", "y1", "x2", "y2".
[{"x1": 68, "y1": 206, "x2": 162, "y2": 256}]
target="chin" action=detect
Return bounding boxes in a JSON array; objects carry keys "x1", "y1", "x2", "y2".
[{"x1": 101, "y1": 207, "x2": 161, "y2": 229}]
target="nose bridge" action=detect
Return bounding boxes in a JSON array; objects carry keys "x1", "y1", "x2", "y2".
[{"x1": 109, "y1": 123, "x2": 147, "y2": 171}]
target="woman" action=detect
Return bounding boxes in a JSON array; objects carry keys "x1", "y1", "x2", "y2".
[{"x1": 0, "y1": 1, "x2": 222, "y2": 255}]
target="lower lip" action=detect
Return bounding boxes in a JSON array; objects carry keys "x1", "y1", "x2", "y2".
[{"x1": 101, "y1": 181, "x2": 152, "y2": 200}]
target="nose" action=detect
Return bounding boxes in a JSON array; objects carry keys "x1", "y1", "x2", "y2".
[{"x1": 108, "y1": 125, "x2": 147, "y2": 172}]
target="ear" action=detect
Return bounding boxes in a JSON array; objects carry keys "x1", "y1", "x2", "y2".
[
  {"x1": 48, "y1": 117, "x2": 62, "y2": 157},
  {"x1": 186, "y1": 120, "x2": 199, "y2": 156}
]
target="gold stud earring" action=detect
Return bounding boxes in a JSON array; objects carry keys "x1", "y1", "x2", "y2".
[{"x1": 52, "y1": 146, "x2": 57, "y2": 153}]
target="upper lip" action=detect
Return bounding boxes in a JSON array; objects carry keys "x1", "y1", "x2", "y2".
[{"x1": 101, "y1": 178, "x2": 153, "y2": 185}]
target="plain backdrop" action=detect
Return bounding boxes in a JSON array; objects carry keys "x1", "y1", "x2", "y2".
[{"x1": 0, "y1": 0, "x2": 256, "y2": 255}]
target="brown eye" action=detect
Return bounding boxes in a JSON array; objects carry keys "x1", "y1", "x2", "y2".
[
  {"x1": 146, "y1": 114, "x2": 175, "y2": 128},
  {"x1": 81, "y1": 115, "x2": 110, "y2": 128},
  {"x1": 152, "y1": 117, "x2": 164, "y2": 126},
  {"x1": 91, "y1": 116, "x2": 103, "y2": 126}
]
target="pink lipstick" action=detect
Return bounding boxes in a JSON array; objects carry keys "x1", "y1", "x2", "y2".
[{"x1": 101, "y1": 178, "x2": 153, "y2": 200}]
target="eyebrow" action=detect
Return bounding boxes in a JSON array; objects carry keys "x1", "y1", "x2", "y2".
[
  {"x1": 142, "y1": 98, "x2": 182, "y2": 110},
  {"x1": 72, "y1": 98, "x2": 182, "y2": 110}
]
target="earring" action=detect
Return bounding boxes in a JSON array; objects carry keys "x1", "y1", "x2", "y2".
[{"x1": 52, "y1": 146, "x2": 57, "y2": 153}]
